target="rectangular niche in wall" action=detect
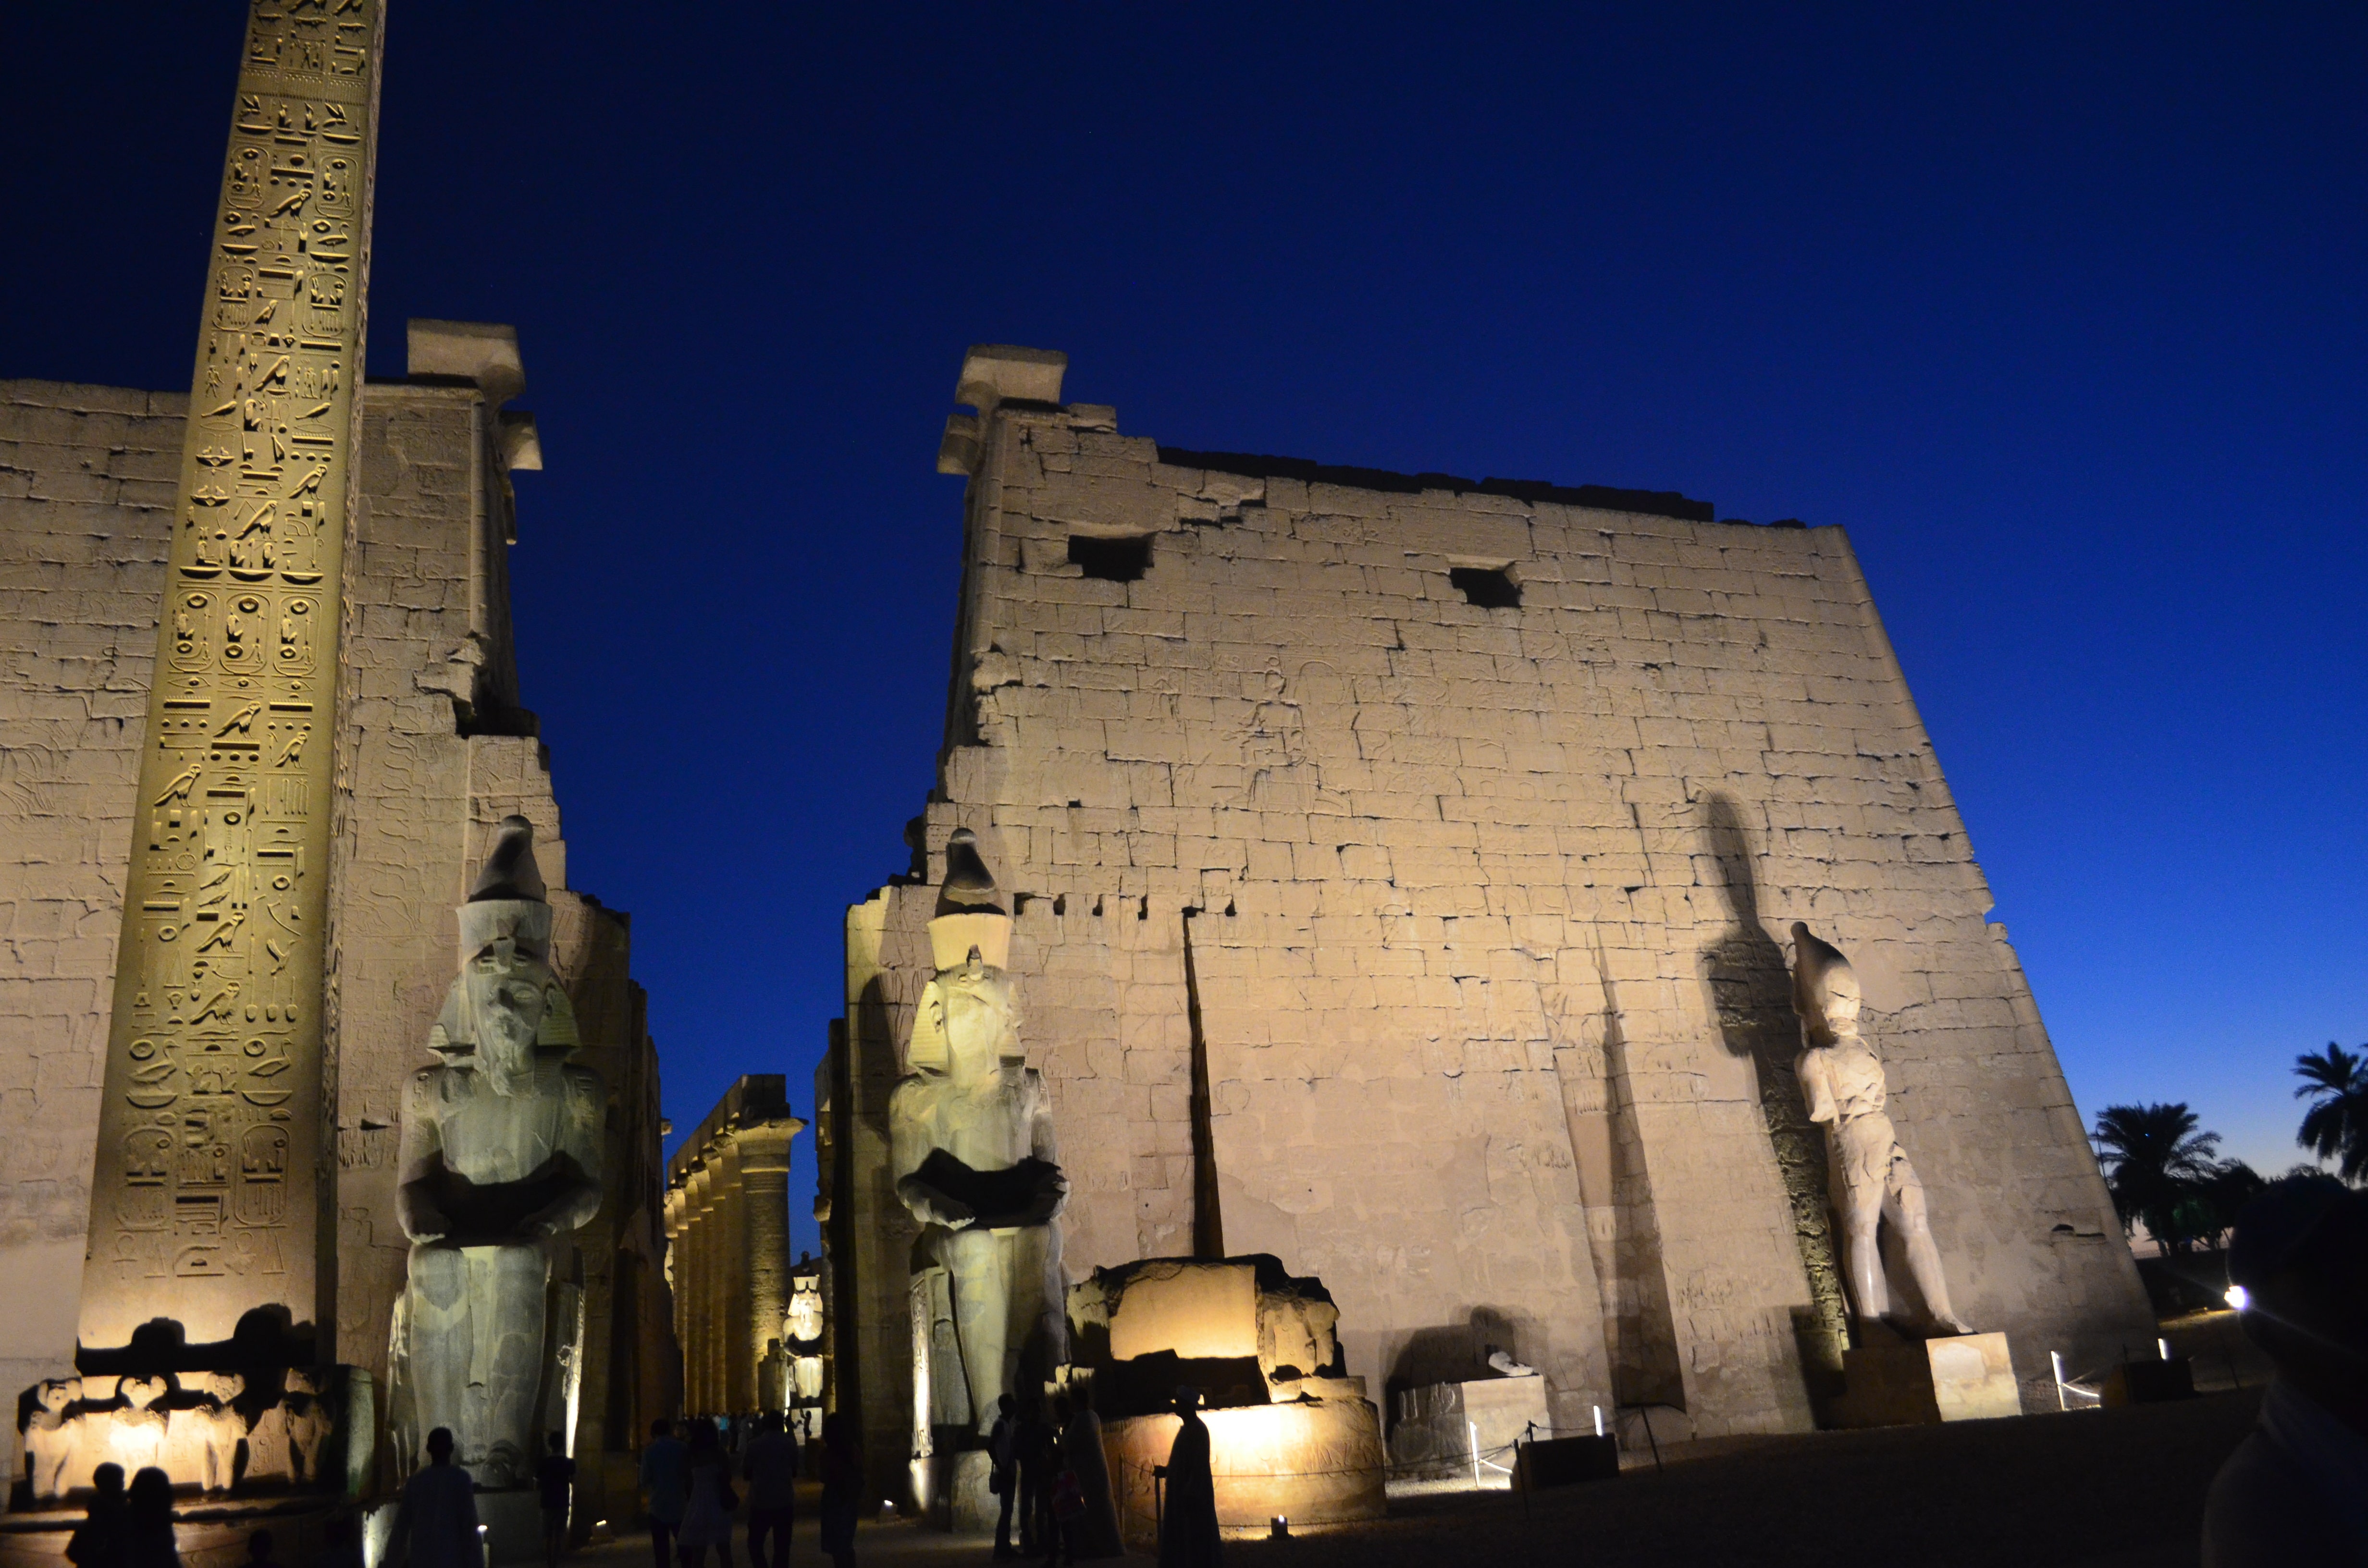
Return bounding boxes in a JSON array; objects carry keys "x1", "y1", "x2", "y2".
[
  {"x1": 1069, "y1": 533, "x2": 1153, "y2": 583},
  {"x1": 1448, "y1": 562, "x2": 1522, "y2": 608}
]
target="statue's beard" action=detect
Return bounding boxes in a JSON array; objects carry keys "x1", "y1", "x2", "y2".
[
  {"x1": 941, "y1": 988, "x2": 1017, "y2": 1078},
  {"x1": 466, "y1": 973, "x2": 545, "y2": 1095}
]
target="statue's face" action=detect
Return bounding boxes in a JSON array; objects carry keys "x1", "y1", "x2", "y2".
[
  {"x1": 937, "y1": 959, "x2": 1017, "y2": 1078},
  {"x1": 464, "y1": 934, "x2": 553, "y2": 1084},
  {"x1": 1820, "y1": 965, "x2": 1863, "y2": 1036}
]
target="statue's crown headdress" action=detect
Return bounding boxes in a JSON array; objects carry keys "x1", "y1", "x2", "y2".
[
  {"x1": 458, "y1": 814, "x2": 552, "y2": 957},
  {"x1": 927, "y1": 827, "x2": 1011, "y2": 971},
  {"x1": 1789, "y1": 921, "x2": 1855, "y2": 1026}
]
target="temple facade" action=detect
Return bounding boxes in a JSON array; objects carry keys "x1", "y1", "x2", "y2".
[{"x1": 817, "y1": 345, "x2": 2156, "y2": 1494}]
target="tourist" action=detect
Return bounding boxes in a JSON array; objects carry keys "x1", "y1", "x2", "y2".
[
  {"x1": 675, "y1": 1420, "x2": 737, "y2": 1568},
  {"x1": 120, "y1": 1468, "x2": 179, "y2": 1568},
  {"x1": 1156, "y1": 1388, "x2": 1219, "y2": 1568},
  {"x1": 641, "y1": 1419, "x2": 689, "y2": 1568},
  {"x1": 65, "y1": 1462, "x2": 124, "y2": 1568},
  {"x1": 2202, "y1": 1175, "x2": 2368, "y2": 1566},
  {"x1": 246, "y1": 1530, "x2": 280, "y2": 1568},
  {"x1": 817, "y1": 1414, "x2": 863, "y2": 1568},
  {"x1": 388, "y1": 1430, "x2": 482, "y2": 1568},
  {"x1": 1057, "y1": 1384, "x2": 1122, "y2": 1561},
  {"x1": 989, "y1": 1393, "x2": 1021, "y2": 1559},
  {"x1": 536, "y1": 1432, "x2": 577, "y2": 1567},
  {"x1": 740, "y1": 1412, "x2": 800, "y2": 1568},
  {"x1": 1016, "y1": 1396, "x2": 1059, "y2": 1558}
]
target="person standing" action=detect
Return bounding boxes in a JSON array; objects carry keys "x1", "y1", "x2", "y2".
[
  {"x1": 536, "y1": 1432, "x2": 578, "y2": 1567},
  {"x1": 120, "y1": 1469, "x2": 181, "y2": 1568},
  {"x1": 740, "y1": 1414, "x2": 801, "y2": 1568},
  {"x1": 987, "y1": 1395, "x2": 1021, "y2": 1559},
  {"x1": 1015, "y1": 1397, "x2": 1058, "y2": 1559},
  {"x1": 65, "y1": 1463, "x2": 125, "y2": 1568},
  {"x1": 388, "y1": 1430, "x2": 482, "y2": 1568},
  {"x1": 817, "y1": 1415, "x2": 863, "y2": 1568},
  {"x1": 1058, "y1": 1385, "x2": 1122, "y2": 1561},
  {"x1": 640, "y1": 1420, "x2": 689, "y2": 1568},
  {"x1": 1156, "y1": 1389, "x2": 1220, "y2": 1568},
  {"x1": 675, "y1": 1421, "x2": 737, "y2": 1568}
]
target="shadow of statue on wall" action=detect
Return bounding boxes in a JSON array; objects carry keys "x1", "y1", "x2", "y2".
[{"x1": 1697, "y1": 793, "x2": 1850, "y2": 1375}]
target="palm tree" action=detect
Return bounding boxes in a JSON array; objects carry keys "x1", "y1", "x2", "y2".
[
  {"x1": 2091, "y1": 1102, "x2": 2223, "y2": 1253},
  {"x1": 2171, "y1": 1159, "x2": 2265, "y2": 1251},
  {"x1": 2294, "y1": 1042, "x2": 2368, "y2": 1183}
]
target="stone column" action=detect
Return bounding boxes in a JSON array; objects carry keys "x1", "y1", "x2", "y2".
[
  {"x1": 736, "y1": 1121, "x2": 798, "y2": 1414},
  {"x1": 715, "y1": 1139, "x2": 752, "y2": 1413},
  {"x1": 682, "y1": 1164, "x2": 712, "y2": 1414},
  {"x1": 80, "y1": 0, "x2": 387, "y2": 1357}
]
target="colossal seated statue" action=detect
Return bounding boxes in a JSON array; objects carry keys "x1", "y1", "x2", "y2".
[
  {"x1": 1790, "y1": 922, "x2": 1973, "y2": 1335},
  {"x1": 890, "y1": 830, "x2": 1068, "y2": 1435},
  {"x1": 392, "y1": 817, "x2": 603, "y2": 1485}
]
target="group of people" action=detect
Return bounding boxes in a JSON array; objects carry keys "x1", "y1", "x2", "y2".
[
  {"x1": 63, "y1": 1463, "x2": 199, "y2": 1568},
  {"x1": 986, "y1": 1383, "x2": 1221, "y2": 1568},
  {"x1": 639, "y1": 1412, "x2": 864, "y2": 1568},
  {"x1": 983, "y1": 1384, "x2": 1123, "y2": 1563},
  {"x1": 68, "y1": 1470, "x2": 364, "y2": 1568}
]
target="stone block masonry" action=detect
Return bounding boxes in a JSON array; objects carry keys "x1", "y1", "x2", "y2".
[
  {"x1": 0, "y1": 349, "x2": 676, "y2": 1530},
  {"x1": 829, "y1": 347, "x2": 2153, "y2": 1488}
]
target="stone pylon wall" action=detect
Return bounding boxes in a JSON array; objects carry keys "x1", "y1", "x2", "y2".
[{"x1": 839, "y1": 353, "x2": 2153, "y2": 1463}]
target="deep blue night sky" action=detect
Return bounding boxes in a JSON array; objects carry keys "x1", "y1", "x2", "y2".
[{"x1": 6, "y1": 3, "x2": 2363, "y2": 1252}]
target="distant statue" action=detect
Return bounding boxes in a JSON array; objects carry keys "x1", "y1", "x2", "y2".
[
  {"x1": 394, "y1": 817, "x2": 604, "y2": 1485},
  {"x1": 758, "y1": 1339, "x2": 792, "y2": 1413},
  {"x1": 890, "y1": 829, "x2": 1068, "y2": 1433},
  {"x1": 1790, "y1": 923, "x2": 1974, "y2": 1335}
]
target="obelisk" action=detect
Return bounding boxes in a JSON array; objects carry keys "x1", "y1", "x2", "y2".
[{"x1": 79, "y1": 0, "x2": 386, "y2": 1360}]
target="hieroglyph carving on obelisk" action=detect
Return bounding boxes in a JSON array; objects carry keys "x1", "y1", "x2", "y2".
[{"x1": 80, "y1": 0, "x2": 386, "y2": 1355}]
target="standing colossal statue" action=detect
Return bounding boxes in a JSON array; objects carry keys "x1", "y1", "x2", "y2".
[
  {"x1": 392, "y1": 817, "x2": 604, "y2": 1484},
  {"x1": 1790, "y1": 922, "x2": 1975, "y2": 1335},
  {"x1": 889, "y1": 830, "x2": 1068, "y2": 1434}
]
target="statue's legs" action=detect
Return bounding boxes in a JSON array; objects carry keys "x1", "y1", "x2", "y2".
[
  {"x1": 403, "y1": 1243, "x2": 472, "y2": 1465},
  {"x1": 1833, "y1": 1124, "x2": 1892, "y2": 1322},
  {"x1": 1004, "y1": 1224, "x2": 1063, "y2": 1398},
  {"x1": 1882, "y1": 1158, "x2": 1973, "y2": 1334},
  {"x1": 467, "y1": 1243, "x2": 552, "y2": 1485},
  {"x1": 937, "y1": 1225, "x2": 1015, "y2": 1435}
]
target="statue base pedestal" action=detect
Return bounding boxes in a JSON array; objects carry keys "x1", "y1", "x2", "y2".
[
  {"x1": 919, "y1": 1448, "x2": 995, "y2": 1534},
  {"x1": 1827, "y1": 1331, "x2": 2021, "y2": 1428},
  {"x1": 1387, "y1": 1374, "x2": 1545, "y2": 1484}
]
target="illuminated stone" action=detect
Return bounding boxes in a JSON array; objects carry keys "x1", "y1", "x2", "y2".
[
  {"x1": 77, "y1": 0, "x2": 387, "y2": 1364},
  {"x1": 891, "y1": 834, "x2": 1068, "y2": 1440},
  {"x1": 389, "y1": 818, "x2": 603, "y2": 1487},
  {"x1": 662, "y1": 1076, "x2": 806, "y2": 1417}
]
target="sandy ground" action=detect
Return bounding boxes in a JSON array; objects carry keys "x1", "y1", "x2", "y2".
[{"x1": 563, "y1": 1389, "x2": 2263, "y2": 1568}]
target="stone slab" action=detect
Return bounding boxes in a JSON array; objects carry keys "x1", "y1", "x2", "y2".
[{"x1": 1832, "y1": 1331, "x2": 2020, "y2": 1428}]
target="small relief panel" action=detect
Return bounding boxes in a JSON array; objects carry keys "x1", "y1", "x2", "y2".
[
  {"x1": 170, "y1": 592, "x2": 214, "y2": 673},
  {"x1": 217, "y1": 593, "x2": 269, "y2": 683},
  {"x1": 274, "y1": 596, "x2": 316, "y2": 675}
]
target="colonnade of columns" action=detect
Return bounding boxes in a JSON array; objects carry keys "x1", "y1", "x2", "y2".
[{"x1": 663, "y1": 1075, "x2": 805, "y2": 1418}]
